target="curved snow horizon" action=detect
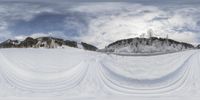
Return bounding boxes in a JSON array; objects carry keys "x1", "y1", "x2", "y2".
[
  {"x1": 0, "y1": 48, "x2": 199, "y2": 99},
  {"x1": 0, "y1": 1, "x2": 200, "y2": 100}
]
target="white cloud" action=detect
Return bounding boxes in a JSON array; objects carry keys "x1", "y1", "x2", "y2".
[
  {"x1": 71, "y1": 3, "x2": 200, "y2": 48},
  {"x1": 0, "y1": 20, "x2": 12, "y2": 41},
  {"x1": 13, "y1": 32, "x2": 69, "y2": 40},
  {"x1": 0, "y1": 2, "x2": 59, "y2": 42},
  {"x1": 0, "y1": 2, "x2": 200, "y2": 48}
]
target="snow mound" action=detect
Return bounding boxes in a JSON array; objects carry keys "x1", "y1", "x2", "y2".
[{"x1": 0, "y1": 48, "x2": 199, "y2": 99}]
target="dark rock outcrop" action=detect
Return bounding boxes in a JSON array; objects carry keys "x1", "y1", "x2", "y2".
[
  {"x1": 35, "y1": 37, "x2": 64, "y2": 48},
  {"x1": 0, "y1": 39, "x2": 20, "y2": 48},
  {"x1": 19, "y1": 37, "x2": 38, "y2": 48},
  {"x1": 64, "y1": 40, "x2": 77, "y2": 48},
  {"x1": 81, "y1": 42, "x2": 98, "y2": 51},
  {"x1": 197, "y1": 44, "x2": 200, "y2": 49}
]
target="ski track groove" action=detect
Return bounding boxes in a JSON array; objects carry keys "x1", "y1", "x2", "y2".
[{"x1": 0, "y1": 49, "x2": 199, "y2": 97}]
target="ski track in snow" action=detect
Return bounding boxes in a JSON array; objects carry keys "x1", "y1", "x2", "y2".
[{"x1": 0, "y1": 48, "x2": 199, "y2": 99}]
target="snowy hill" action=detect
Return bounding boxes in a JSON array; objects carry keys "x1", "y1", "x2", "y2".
[
  {"x1": 103, "y1": 37, "x2": 195, "y2": 54},
  {"x1": 197, "y1": 44, "x2": 200, "y2": 49},
  {"x1": 0, "y1": 37, "x2": 98, "y2": 51}
]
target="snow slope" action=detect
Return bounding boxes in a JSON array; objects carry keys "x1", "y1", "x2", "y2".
[{"x1": 0, "y1": 47, "x2": 200, "y2": 100}]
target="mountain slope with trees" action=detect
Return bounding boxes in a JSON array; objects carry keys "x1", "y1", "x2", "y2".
[
  {"x1": 0, "y1": 37, "x2": 98, "y2": 51},
  {"x1": 103, "y1": 37, "x2": 195, "y2": 54}
]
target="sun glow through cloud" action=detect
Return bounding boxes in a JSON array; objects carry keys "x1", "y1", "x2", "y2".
[{"x1": 0, "y1": 1, "x2": 199, "y2": 48}]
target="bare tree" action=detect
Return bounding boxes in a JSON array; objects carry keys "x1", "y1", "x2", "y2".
[
  {"x1": 140, "y1": 33, "x2": 145, "y2": 38},
  {"x1": 166, "y1": 34, "x2": 169, "y2": 39},
  {"x1": 147, "y1": 29, "x2": 154, "y2": 45},
  {"x1": 166, "y1": 34, "x2": 169, "y2": 45},
  {"x1": 147, "y1": 29, "x2": 154, "y2": 38}
]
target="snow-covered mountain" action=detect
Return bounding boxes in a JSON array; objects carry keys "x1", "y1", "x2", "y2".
[
  {"x1": 0, "y1": 36, "x2": 198, "y2": 54},
  {"x1": 103, "y1": 37, "x2": 195, "y2": 54},
  {"x1": 197, "y1": 44, "x2": 200, "y2": 49},
  {"x1": 0, "y1": 39, "x2": 21, "y2": 48},
  {"x1": 0, "y1": 37, "x2": 98, "y2": 51}
]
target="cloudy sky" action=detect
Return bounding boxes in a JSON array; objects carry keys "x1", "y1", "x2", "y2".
[{"x1": 0, "y1": 0, "x2": 200, "y2": 48}]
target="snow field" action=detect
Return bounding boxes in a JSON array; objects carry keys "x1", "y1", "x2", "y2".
[{"x1": 0, "y1": 47, "x2": 199, "y2": 99}]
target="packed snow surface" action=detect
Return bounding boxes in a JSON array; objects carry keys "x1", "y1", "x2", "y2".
[{"x1": 0, "y1": 47, "x2": 200, "y2": 100}]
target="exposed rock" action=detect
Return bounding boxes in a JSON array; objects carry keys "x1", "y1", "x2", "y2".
[
  {"x1": 0, "y1": 39, "x2": 20, "y2": 48},
  {"x1": 35, "y1": 37, "x2": 64, "y2": 48},
  {"x1": 197, "y1": 44, "x2": 200, "y2": 49},
  {"x1": 0, "y1": 37, "x2": 98, "y2": 51},
  {"x1": 81, "y1": 42, "x2": 98, "y2": 51},
  {"x1": 19, "y1": 37, "x2": 38, "y2": 48},
  {"x1": 64, "y1": 40, "x2": 77, "y2": 48}
]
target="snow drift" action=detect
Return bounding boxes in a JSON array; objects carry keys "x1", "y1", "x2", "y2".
[{"x1": 0, "y1": 47, "x2": 199, "y2": 99}]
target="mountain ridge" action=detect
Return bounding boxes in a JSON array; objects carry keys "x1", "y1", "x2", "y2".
[
  {"x1": 0, "y1": 37, "x2": 98, "y2": 51},
  {"x1": 0, "y1": 36, "x2": 199, "y2": 54},
  {"x1": 101, "y1": 37, "x2": 196, "y2": 54}
]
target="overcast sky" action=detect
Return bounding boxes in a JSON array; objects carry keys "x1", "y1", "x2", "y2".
[{"x1": 0, "y1": 0, "x2": 200, "y2": 48}]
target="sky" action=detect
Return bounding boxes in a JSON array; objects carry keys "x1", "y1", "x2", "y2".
[{"x1": 0, "y1": 0, "x2": 200, "y2": 48}]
